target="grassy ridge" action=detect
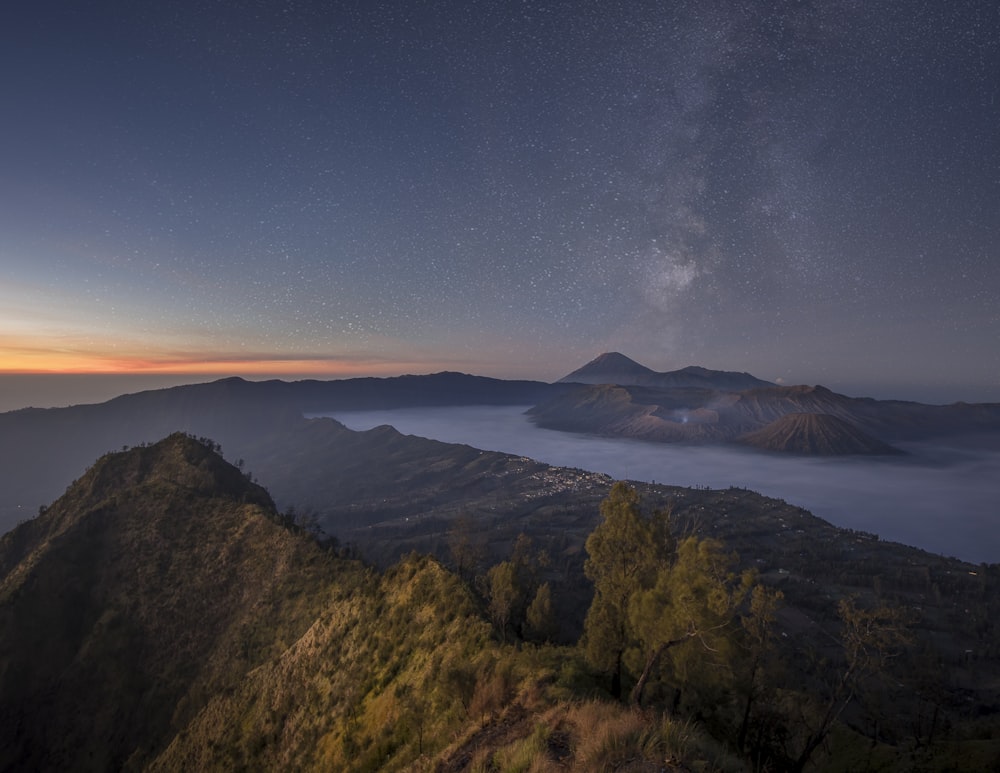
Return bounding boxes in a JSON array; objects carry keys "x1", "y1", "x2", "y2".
[
  {"x1": 2, "y1": 433, "x2": 999, "y2": 771},
  {"x1": 0, "y1": 435, "x2": 345, "y2": 770},
  {"x1": 0, "y1": 434, "x2": 736, "y2": 772}
]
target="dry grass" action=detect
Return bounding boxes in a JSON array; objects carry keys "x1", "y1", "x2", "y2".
[
  {"x1": 488, "y1": 723, "x2": 558, "y2": 773},
  {"x1": 568, "y1": 701, "x2": 663, "y2": 771},
  {"x1": 438, "y1": 697, "x2": 745, "y2": 773}
]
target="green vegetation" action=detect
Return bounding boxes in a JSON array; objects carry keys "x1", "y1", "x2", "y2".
[
  {"x1": 1, "y1": 437, "x2": 999, "y2": 771},
  {"x1": 582, "y1": 481, "x2": 671, "y2": 698}
]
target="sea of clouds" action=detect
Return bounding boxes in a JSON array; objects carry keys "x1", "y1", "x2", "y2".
[{"x1": 321, "y1": 405, "x2": 1000, "y2": 565}]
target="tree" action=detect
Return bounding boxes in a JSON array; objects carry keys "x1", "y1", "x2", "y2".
[
  {"x1": 525, "y1": 582, "x2": 556, "y2": 643},
  {"x1": 583, "y1": 482, "x2": 673, "y2": 698},
  {"x1": 627, "y1": 536, "x2": 750, "y2": 707},
  {"x1": 582, "y1": 483, "x2": 762, "y2": 711},
  {"x1": 486, "y1": 561, "x2": 519, "y2": 642},
  {"x1": 737, "y1": 583, "x2": 784, "y2": 755},
  {"x1": 791, "y1": 596, "x2": 911, "y2": 772}
]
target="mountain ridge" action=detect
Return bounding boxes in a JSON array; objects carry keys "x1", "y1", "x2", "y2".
[
  {"x1": 3, "y1": 431, "x2": 1000, "y2": 769},
  {"x1": 0, "y1": 433, "x2": 350, "y2": 771},
  {"x1": 1, "y1": 360, "x2": 999, "y2": 540},
  {"x1": 559, "y1": 351, "x2": 774, "y2": 391},
  {"x1": 0, "y1": 371, "x2": 569, "y2": 535}
]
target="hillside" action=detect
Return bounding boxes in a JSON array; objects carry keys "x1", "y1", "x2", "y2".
[
  {"x1": 0, "y1": 433, "x2": 351, "y2": 770},
  {"x1": 3, "y1": 434, "x2": 1000, "y2": 769},
  {"x1": 0, "y1": 371, "x2": 565, "y2": 535},
  {"x1": 558, "y1": 351, "x2": 658, "y2": 385},
  {"x1": 0, "y1": 435, "x2": 749, "y2": 772},
  {"x1": 736, "y1": 412, "x2": 902, "y2": 455}
]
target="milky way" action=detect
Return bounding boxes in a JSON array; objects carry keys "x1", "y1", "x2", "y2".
[{"x1": 1, "y1": 1, "x2": 997, "y2": 400}]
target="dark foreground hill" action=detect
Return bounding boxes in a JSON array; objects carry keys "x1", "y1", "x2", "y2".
[
  {"x1": 0, "y1": 434, "x2": 751, "y2": 771},
  {"x1": 3, "y1": 434, "x2": 1000, "y2": 770},
  {"x1": 0, "y1": 436, "x2": 540, "y2": 770},
  {"x1": 0, "y1": 434, "x2": 347, "y2": 770}
]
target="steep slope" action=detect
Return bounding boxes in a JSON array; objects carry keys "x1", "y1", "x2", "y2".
[
  {"x1": 0, "y1": 436, "x2": 735, "y2": 773},
  {"x1": 735, "y1": 413, "x2": 902, "y2": 455},
  {"x1": 149, "y1": 554, "x2": 496, "y2": 771},
  {"x1": 558, "y1": 351, "x2": 658, "y2": 385},
  {"x1": 725, "y1": 385, "x2": 866, "y2": 425},
  {"x1": 0, "y1": 434, "x2": 350, "y2": 772}
]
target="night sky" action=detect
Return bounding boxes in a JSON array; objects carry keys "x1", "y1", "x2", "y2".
[{"x1": 2, "y1": 1, "x2": 998, "y2": 401}]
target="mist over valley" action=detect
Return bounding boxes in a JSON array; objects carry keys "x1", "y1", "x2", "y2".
[{"x1": 325, "y1": 405, "x2": 1000, "y2": 565}]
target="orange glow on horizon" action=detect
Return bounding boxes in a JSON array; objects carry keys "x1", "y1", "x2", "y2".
[{"x1": 0, "y1": 352, "x2": 455, "y2": 379}]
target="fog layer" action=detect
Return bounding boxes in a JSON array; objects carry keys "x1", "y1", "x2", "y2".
[{"x1": 323, "y1": 406, "x2": 1000, "y2": 565}]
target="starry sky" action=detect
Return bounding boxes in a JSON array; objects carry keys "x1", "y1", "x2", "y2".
[{"x1": 2, "y1": 0, "x2": 998, "y2": 402}]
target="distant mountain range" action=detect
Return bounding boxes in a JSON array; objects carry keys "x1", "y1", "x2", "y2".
[
  {"x1": 559, "y1": 351, "x2": 773, "y2": 391},
  {"x1": 536, "y1": 353, "x2": 1000, "y2": 455},
  {"x1": 1, "y1": 353, "x2": 999, "y2": 537}
]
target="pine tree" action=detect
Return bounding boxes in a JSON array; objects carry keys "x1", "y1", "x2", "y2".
[
  {"x1": 582, "y1": 482, "x2": 672, "y2": 698},
  {"x1": 627, "y1": 536, "x2": 749, "y2": 706},
  {"x1": 486, "y1": 561, "x2": 519, "y2": 642}
]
